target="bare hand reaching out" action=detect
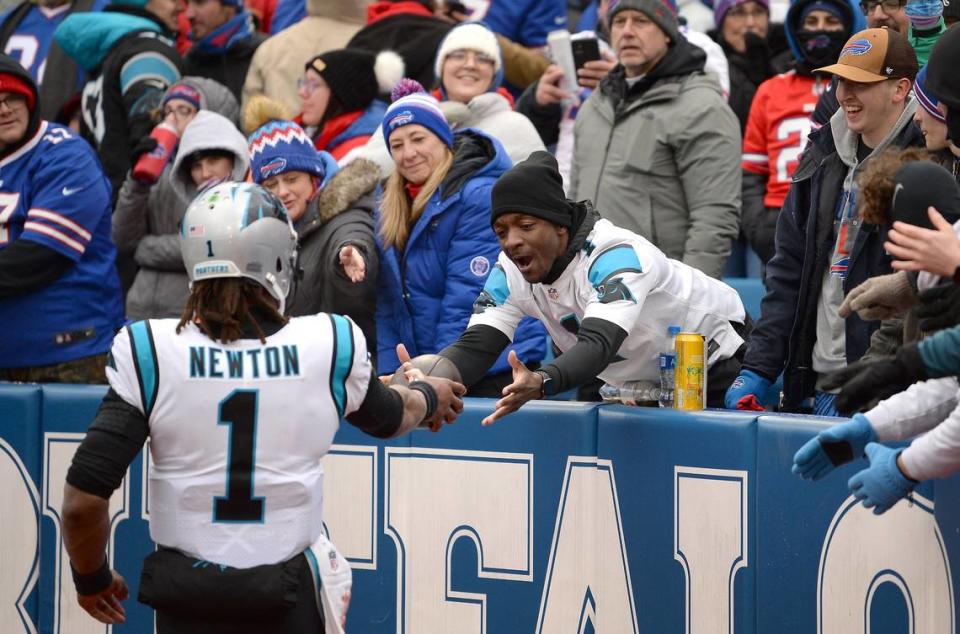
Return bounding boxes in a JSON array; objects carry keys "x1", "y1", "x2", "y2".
[
  {"x1": 482, "y1": 350, "x2": 543, "y2": 426},
  {"x1": 886, "y1": 207, "x2": 960, "y2": 278},
  {"x1": 339, "y1": 245, "x2": 366, "y2": 283}
]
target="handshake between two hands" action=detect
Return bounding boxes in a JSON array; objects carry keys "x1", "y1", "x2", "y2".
[{"x1": 379, "y1": 344, "x2": 547, "y2": 430}]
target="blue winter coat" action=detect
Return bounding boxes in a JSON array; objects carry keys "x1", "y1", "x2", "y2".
[
  {"x1": 481, "y1": 0, "x2": 566, "y2": 47},
  {"x1": 375, "y1": 129, "x2": 546, "y2": 376}
]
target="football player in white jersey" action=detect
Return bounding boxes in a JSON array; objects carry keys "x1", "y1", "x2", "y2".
[
  {"x1": 437, "y1": 151, "x2": 750, "y2": 425},
  {"x1": 60, "y1": 182, "x2": 465, "y2": 633}
]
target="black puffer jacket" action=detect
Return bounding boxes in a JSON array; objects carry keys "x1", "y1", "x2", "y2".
[{"x1": 287, "y1": 158, "x2": 382, "y2": 356}]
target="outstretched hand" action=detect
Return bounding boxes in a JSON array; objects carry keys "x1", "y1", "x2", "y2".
[
  {"x1": 887, "y1": 207, "x2": 960, "y2": 278},
  {"x1": 339, "y1": 245, "x2": 366, "y2": 283},
  {"x1": 481, "y1": 351, "x2": 542, "y2": 426},
  {"x1": 77, "y1": 570, "x2": 128, "y2": 625}
]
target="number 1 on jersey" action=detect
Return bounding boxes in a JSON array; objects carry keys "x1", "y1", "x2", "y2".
[{"x1": 214, "y1": 389, "x2": 265, "y2": 522}]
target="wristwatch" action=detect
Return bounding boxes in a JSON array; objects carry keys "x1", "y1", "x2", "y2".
[{"x1": 534, "y1": 370, "x2": 554, "y2": 399}]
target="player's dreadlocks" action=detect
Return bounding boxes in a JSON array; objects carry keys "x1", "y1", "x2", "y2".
[{"x1": 177, "y1": 278, "x2": 288, "y2": 344}]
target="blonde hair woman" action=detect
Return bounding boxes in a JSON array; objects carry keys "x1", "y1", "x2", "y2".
[{"x1": 374, "y1": 80, "x2": 546, "y2": 396}]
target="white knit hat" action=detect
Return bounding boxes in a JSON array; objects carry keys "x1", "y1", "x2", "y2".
[{"x1": 433, "y1": 22, "x2": 503, "y2": 82}]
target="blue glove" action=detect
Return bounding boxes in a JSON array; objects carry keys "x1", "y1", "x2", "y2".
[
  {"x1": 724, "y1": 369, "x2": 771, "y2": 409},
  {"x1": 792, "y1": 413, "x2": 877, "y2": 481},
  {"x1": 848, "y1": 443, "x2": 918, "y2": 515}
]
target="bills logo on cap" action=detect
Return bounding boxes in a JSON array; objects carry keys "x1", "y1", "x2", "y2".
[
  {"x1": 260, "y1": 157, "x2": 287, "y2": 178},
  {"x1": 389, "y1": 110, "x2": 415, "y2": 129},
  {"x1": 841, "y1": 38, "x2": 872, "y2": 57}
]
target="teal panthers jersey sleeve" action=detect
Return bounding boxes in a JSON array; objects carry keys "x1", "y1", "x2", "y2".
[
  {"x1": 328, "y1": 313, "x2": 373, "y2": 418},
  {"x1": 582, "y1": 243, "x2": 657, "y2": 334},
  {"x1": 106, "y1": 320, "x2": 159, "y2": 417}
]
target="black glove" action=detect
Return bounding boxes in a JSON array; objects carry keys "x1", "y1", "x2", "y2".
[
  {"x1": 129, "y1": 135, "x2": 159, "y2": 165},
  {"x1": 742, "y1": 31, "x2": 773, "y2": 84},
  {"x1": 822, "y1": 345, "x2": 929, "y2": 416},
  {"x1": 917, "y1": 282, "x2": 960, "y2": 333}
]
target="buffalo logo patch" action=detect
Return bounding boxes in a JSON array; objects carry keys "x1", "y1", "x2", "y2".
[{"x1": 470, "y1": 256, "x2": 490, "y2": 277}]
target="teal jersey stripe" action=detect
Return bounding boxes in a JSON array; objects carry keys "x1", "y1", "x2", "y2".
[
  {"x1": 303, "y1": 547, "x2": 323, "y2": 606},
  {"x1": 119, "y1": 52, "x2": 180, "y2": 95},
  {"x1": 127, "y1": 321, "x2": 159, "y2": 417},
  {"x1": 330, "y1": 315, "x2": 354, "y2": 418},
  {"x1": 588, "y1": 245, "x2": 643, "y2": 288},
  {"x1": 483, "y1": 264, "x2": 510, "y2": 305}
]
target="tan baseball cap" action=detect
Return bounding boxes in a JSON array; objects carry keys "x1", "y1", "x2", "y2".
[{"x1": 815, "y1": 27, "x2": 919, "y2": 83}]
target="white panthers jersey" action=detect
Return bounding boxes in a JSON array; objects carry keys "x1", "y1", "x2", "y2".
[
  {"x1": 470, "y1": 219, "x2": 746, "y2": 386},
  {"x1": 107, "y1": 313, "x2": 371, "y2": 568}
]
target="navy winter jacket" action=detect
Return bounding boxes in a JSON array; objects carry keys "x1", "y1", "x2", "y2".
[
  {"x1": 742, "y1": 115, "x2": 923, "y2": 410},
  {"x1": 375, "y1": 129, "x2": 546, "y2": 376}
]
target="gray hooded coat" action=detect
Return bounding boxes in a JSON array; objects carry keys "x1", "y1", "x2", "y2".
[
  {"x1": 112, "y1": 102, "x2": 248, "y2": 320},
  {"x1": 569, "y1": 39, "x2": 742, "y2": 278}
]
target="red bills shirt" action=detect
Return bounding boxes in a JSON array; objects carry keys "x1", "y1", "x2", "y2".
[{"x1": 741, "y1": 71, "x2": 828, "y2": 209}]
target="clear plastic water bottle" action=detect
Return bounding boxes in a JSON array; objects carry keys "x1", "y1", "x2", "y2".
[
  {"x1": 600, "y1": 381, "x2": 661, "y2": 406},
  {"x1": 659, "y1": 325, "x2": 681, "y2": 408}
]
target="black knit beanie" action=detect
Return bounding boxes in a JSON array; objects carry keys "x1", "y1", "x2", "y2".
[
  {"x1": 307, "y1": 49, "x2": 378, "y2": 113},
  {"x1": 491, "y1": 152, "x2": 574, "y2": 228}
]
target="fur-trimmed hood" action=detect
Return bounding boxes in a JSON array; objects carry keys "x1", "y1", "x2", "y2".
[{"x1": 299, "y1": 158, "x2": 381, "y2": 238}]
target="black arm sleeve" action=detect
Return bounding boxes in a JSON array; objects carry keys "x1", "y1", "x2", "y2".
[
  {"x1": 346, "y1": 371, "x2": 405, "y2": 439},
  {"x1": 438, "y1": 324, "x2": 511, "y2": 388},
  {"x1": 538, "y1": 317, "x2": 628, "y2": 394},
  {"x1": 66, "y1": 389, "x2": 149, "y2": 499},
  {"x1": 0, "y1": 239, "x2": 73, "y2": 298}
]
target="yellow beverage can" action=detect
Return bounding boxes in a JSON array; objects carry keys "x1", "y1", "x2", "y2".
[{"x1": 674, "y1": 333, "x2": 705, "y2": 410}]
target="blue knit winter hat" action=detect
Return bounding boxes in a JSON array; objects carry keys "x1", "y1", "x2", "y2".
[
  {"x1": 915, "y1": 64, "x2": 946, "y2": 124},
  {"x1": 247, "y1": 119, "x2": 328, "y2": 184},
  {"x1": 381, "y1": 78, "x2": 453, "y2": 148}
]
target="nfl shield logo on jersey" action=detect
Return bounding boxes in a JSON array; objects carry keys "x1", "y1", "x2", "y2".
[
  {"x1": 548, "y1": 288, "x2": 559, "y2": 302},
  {"x1": 328, "y1": 548, "x2": 339, "y2": 572}
]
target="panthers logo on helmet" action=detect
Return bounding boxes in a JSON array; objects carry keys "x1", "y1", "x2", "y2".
[{"x1": 239, "y1": 185, "x2": 292, "y2": 228}]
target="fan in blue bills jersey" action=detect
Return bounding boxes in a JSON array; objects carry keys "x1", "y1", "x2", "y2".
[
  {"x1": 0, "y1": 0, "x2": 108, "y2": 120},
  {"x1": 59, "y1": 182, "x2": 466, "y2": 633},
  {"x1": 0, "y1": 51, "x2": 123, "y2": 384}
]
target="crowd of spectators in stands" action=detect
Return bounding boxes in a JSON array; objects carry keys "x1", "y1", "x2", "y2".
[{"x1": 0, "y1": 0, "x2": 959, "y2": 435}]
